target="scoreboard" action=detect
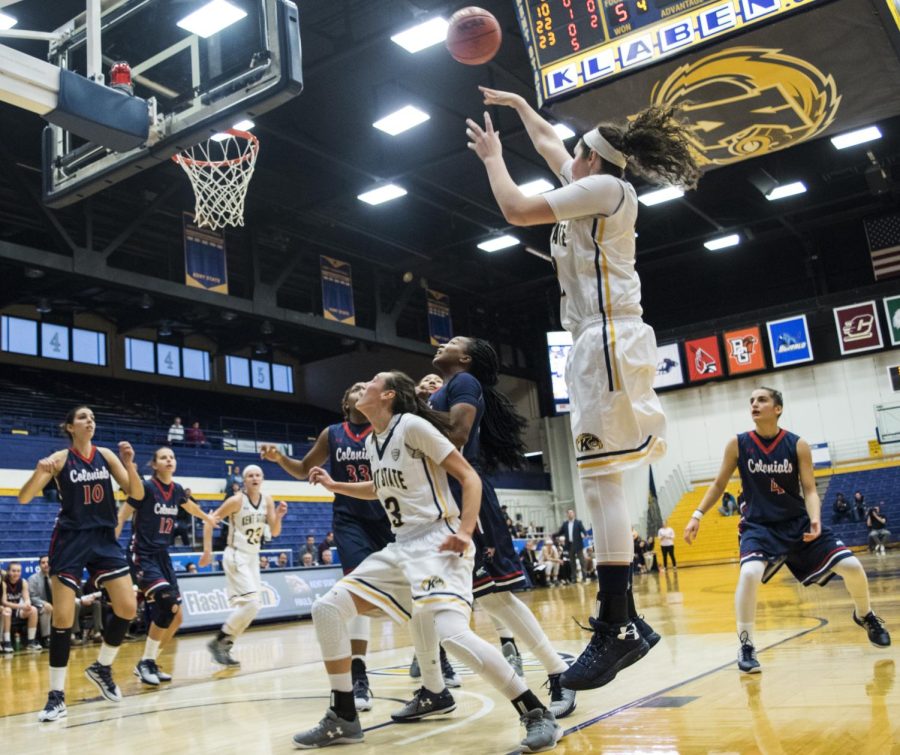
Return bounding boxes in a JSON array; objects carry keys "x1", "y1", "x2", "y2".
[{"x1": 514, "y1": 0, "x2": 827, "y2": 104}]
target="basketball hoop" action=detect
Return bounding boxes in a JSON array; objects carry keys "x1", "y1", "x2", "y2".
[{"x1": 172, "y1": 129, "x2": 259, "y2": 230}]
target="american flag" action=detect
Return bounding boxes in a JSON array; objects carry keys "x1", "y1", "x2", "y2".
[{"x1": 864, "y1": 213, "x2": 900, "y2": 281}]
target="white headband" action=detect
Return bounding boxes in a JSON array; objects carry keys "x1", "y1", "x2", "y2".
[{"x1": 582, "y1": 128, "x2": 627, "y2": 170}]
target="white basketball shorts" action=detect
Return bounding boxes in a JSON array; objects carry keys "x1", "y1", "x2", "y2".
[{"x1": 223, "y1": 546, "x2": 261, "y2": 606}]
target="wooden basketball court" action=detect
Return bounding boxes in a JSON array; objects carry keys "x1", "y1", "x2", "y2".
[{"x1": 2, "y1": 554, "x2": 897, "y2": 753}]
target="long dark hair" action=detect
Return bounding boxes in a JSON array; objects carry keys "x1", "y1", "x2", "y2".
[
  {"x1": 382, "y1": 371, "x2": 453, "y2": 438},
  {"x1": 592, "y1": 105, "x2": 700, "y2": 190},
  {"x1": 60, "y1": 405, "x2": 91, "y2": 441},
  {"x1": 462, "y1": 338, "x2": 527, "y2": 473}
]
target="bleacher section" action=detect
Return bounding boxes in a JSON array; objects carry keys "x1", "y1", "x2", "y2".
[
  {"x1": 820, "y1": 465, "x2": 900, "y2": 549},
  {"x1": 659, "y1": 483, "x2": 742, "y2": 567}
]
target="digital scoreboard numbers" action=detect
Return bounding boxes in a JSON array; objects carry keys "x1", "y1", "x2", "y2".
[{"x1": 515, "y1": 0, "x2": 827, "y2": 104}]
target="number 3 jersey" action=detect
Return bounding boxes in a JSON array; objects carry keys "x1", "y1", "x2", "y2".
[
  {"x1": 227, "y1": 492, "x2": 269, "y2": 554},
  {"x1": 55, "y1": 446, "x2": 118, "y2": 530},
  {"x1": 328, "y1": 421, "x2": 389, "y2": 521},
  {"x1": 128, "y1": 478, "x2": 187, "y2": 553},
  {"x1": 366, "y1": 413, "x2": 460, "y2": 542}
]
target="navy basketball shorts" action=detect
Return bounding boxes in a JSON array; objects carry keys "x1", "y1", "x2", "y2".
[
  {"x1": 471, "y1": 480, "x2": 525, "y2": 597},
  {"x1": 333, "y1": 511, "x2": 395, "y2": 575},
  {"x1": 132, "y1": 549, "x2": 182, "y2": 601},
  {"x1": 49, "y1": 525, "x2": 130, "y2": 592},
  {"x1": 739, "y1": 517, "x2": 853, "y2": 587}
]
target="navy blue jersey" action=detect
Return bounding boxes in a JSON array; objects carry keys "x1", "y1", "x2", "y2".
[
  {"x1": 128, "y1": 478, "x2": 187, "y2": 553},
  {"x1": 736, "y1": 429, "x2": 807, "y2": 524},
  {"x1": 55, "y1": 447, "x2": 118, "y2": 530},
  {"x1": 328, "y1": 421, "x2": 385, "y2": 520},
  {"x1": 429, "y1": 372, "x2": 484, "y2": 469}
]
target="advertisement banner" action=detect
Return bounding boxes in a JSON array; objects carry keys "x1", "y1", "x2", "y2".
[
  {"x1": 766, "y1": 314, "x2": 814, "y2": 367},
  {"x1": 183, "y1": 213, "x2": 228, "y2": 293},
  {"x1": 320, "y1": 255, "x2": 356, "y2": 325},
  {"x1": 833, "y1": 301, "x2": 883, "y2": 355},
  {"x1": 547, "y1": 330, "x2": 573, "y2": 413},
  {"x1": 427, "y1": 289, "x2": 453, "y2": 346},
  {"x1": 684, "y1": 335, "x2": 722, "y2": 382},
  {"x1": 654, "y1": 343, "x2": 685, "y2": 389},
  {"x1": 723, "y1": 325, "x2": 766, "y2": 375},
  {"x1": 883, "y1": 295, "x2": 900, "y2": 346}
]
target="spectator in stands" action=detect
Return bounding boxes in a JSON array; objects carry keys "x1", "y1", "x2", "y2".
[
  {"x1": 520, "y1": 539, "x2": 546, "y2": 587},
  {"x1": 2, "y1": 562, "x2": 41, "y2": 652},
  {"x1": 27, "y1": 555, "x2": 54, "y2": 648},
  {"x1": 277, "y1": 552, "x2": 289, "y2": 568},
  {"x1": 583, "y1": 546, "x2": 597, "y2": 581},
  {"x1": 186, "y1": 563, "x2": 198, "y2": 574},
  {"x1": 505, "y1": 515, "x2": 517, "y2": 539},
  {"x1": 300, "y1": 534, "x2": 317, "y2": 561},
  {"x1": 867, "y1": 505, "x2": 891, "y2": 555},
  {"x1": 832, "y1": 492, "x2": 852, "y2": 524},
  {"x1": 185, "y1": 421, "x2": 208, "y2": 447},
  {"x1": 631, "y1": 528, "x2": 647, "y2": 575},
  {"x1": 718, "y1": 491, "x2": 738, "y2": 517},
  {"x1": 317, "y1": 531, "x2": 335, "y2": 562},
  {"x1": 224, "y1": 466, "x2": 243, "y2": 494},
  {"x1": 540, "y1": 538, "x2": 562, "y2": 586},
  {"x1": 259, "y1": 556, "x2": 270, "y2": 570},
  {"x1": 167, "y1": 417, "x2": 185, "y2": 445},
  {"x1": 301, "y1": 553, "x2": 316, "y2": 568},
  {"x1": 320, "y1": 549, "x2": 334, "y2": 566},
  {"x1": 556, "y1": 509, "x2": 588, "y2": 583},
  {"x1": 853, "y1": 491, "x2": 867, "y2": 523},
  {"x1": 556, "y1": 535, "x2": 573, "y2": 583},
  {"x1": 173, "y1": 489, "x2": 194, "y2": 547},
  {"x1": 657, "y1": 521, "x2": 677, "y2": 571}
]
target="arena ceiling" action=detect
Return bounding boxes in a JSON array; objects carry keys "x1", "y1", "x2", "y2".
[{"x1": 0, "y1": 0, "x2": 898, "y2": 379}]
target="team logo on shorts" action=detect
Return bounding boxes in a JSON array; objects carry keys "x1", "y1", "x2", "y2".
[
  {"x1": 575, "y1": 433, "x2": 603, "y2": 452},
  {"x1": 421, "y1": 576, "x2": 445, "y2": 591},
  {"x1": 391, "y1": 447, "x2": 401, "y2": 461}
]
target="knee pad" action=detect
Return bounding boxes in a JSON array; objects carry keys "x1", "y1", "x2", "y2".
[{"x1": 150, "y1": 590, "x2": 180, "y2": 629}]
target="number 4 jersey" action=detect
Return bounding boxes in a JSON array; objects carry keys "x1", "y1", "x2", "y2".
[
  {"x1": 128, "y1": 477, "x2": 188, "y2": 552},
  {"x1": 227, "y1": 492, "x2": 269, "y2": 554},
  {"x1": 55, "y1": 446, "x2": 118, "y2": 530}
]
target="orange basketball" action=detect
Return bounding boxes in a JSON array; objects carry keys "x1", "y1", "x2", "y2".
[{"x1": 446, "y1": 7, "x2": 502, "y2": 65}]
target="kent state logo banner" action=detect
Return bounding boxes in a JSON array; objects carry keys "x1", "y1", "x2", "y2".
[
  {"x1": 766, "y1": 314, "x2": 814, "y2": 367},
  {"x1": 833, "y1": 301, "x2": 884, "y2": 355},
  {"x1": 723, "y1": 325, "x2": 766, "y2": 375},
  {"x1": 684, "y1": 335, "x2": 722, "y2": 382}
]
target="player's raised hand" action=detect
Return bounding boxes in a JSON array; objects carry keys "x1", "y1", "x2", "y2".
[
  {"x1": 260, "y1": 444, "x2": 282, "y2": 462},
  {"x1": 198, "y1": 550, "x2": 211, "y2": 568},
  {"x1": 117, "y1": 441, "x2": 135, "y2": 465},
  {"x1": 802, "y1": 517, "x2": 821, "y2": 542},
  {"x1": 684, "y1": 518, "x2": 700, "y2": 545},
  {"x1": 276, "y1": 500, "x2": 288, "y2": 518},
  {"x1": 439, "y1": 531, "x2": 472, "y2": 555},
  {"x1": 466, "y1": 113, "x2": 502, "y2": 163},
  {"x1": 308, "y1": 466, "x2": 334, "y2": 490},
  {"x1": 479, "y1": 86, "x2": 525, "y2": 110}
]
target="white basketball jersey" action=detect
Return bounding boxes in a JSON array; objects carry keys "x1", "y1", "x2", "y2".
[
  {"x1": 366, "y1": 413, "x2": 459, "y2": 542},
  {"x1": 227, "y1": 492, "x2": 269, "y2": 554},
  {"x1": 545, "y1": 160, "x2": 642, "y2": 332}
]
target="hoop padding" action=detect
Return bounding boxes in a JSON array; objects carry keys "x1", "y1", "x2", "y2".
[{"x1": 172, "y1": 129, "x2": 259, "y2": 230}]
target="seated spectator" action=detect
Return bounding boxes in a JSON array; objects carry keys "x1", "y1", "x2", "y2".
[
  {"x1": 583, "y1": 546, "x2": 597, "y2": 581},
  {"x1": 78, "y1": 580, "x2": 104, "y2": 643},
  {"x1": 167, "y1": 416, "x2": 185, "y2": 444},
  {"x1": 301, "y1": 552, "x2": 316, "y2": 567},
  {"x1": 27, "y1": 555, "x2": 54, "y2": 647},
  {"x1": 632, "y1": 528, "x2": 647, "y2": 575},
  {"x1": 556, "y1": 535, "x2": 573, "y2": 583},
  {"x1": 185, "y1": 420, "x2": 208, "y2": 447},
  {"x1": 2, "y1": 562, "x2": 40, "y2": 652},
  {"x1": 519, "y1": 539, "x2": 546, "y2": 587},
  {"x1": 276, "y1": 552, "x2": 289, "y2": 568},
  {"x1": 718, "y1": 491, "x2": 738, "y2": 516},
  {"x1": 867, "y1": 505, "x2": 891, "y2": 555},
  {"x1": 832, "y1": 492, "x2": 852, "y2": 524},
  {"x1": 224, "y1": 465, "x2": 243, "y2": 494},
  {"x1": 505, "y1": 516, "x2": 517, "y2": 539},
  {"x1": 173, "y1": 489, "x2": 194, "y2": 546},
  {"x1": 317, "y1": 532, "x2": 336, "y2": 562},
  {"x1": 259, "y1": 555, "x2": 270, "y2": 570},
  {"x1": 186, "y1": 563, "x2": 198, "y2": 574},
  {"x1": 853, "y1": 491, "x2": 866, "y2": 523},
  {"x1": 320, "y1": 549, "x2": 334, "y2": 566},
  {"x1": 540, "y1": 539, "x2": 562, "y2": 586}
]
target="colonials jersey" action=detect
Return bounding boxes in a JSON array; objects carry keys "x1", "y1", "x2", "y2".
[
  {"x1": 328, "y1": 421, "x2": 386, "y2": 520},
  {"x1": 128, "y1": 478, "x2": 187, "y2": 553},
  {"x1": 227, "y1": 492, "x2": 269, "y2": 555},
  {"x1": 366, "y1": 414, "x2": 459, "y2": 542},
  {"x1": 429, "y1": 373, "x2": 484, "y2": 470},
  {"x1": 3, "y1": 575, "x2": 23, "y2": 604},
  {"x1": 736, "y1": 429, "x2": 807, "y2": 524},
  {"x1": 55, "y1": 447, "x2": 118, "y2": 530},
  {"x1": 544, "y1": 160, "x2": 642, "y2": 332}
]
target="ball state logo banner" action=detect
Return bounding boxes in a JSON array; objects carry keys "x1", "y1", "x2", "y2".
[
  {"x1": 883, "y1": 295, "x2": 900, "y2": 346},
  {"x1": 427, "y1": 289, "x2": 453, "y2": 346},
  {"x1": 833, "y1": 301, "x2": 883, "y2": 355},
  {"x1": 724, "y1": 325, "x2": 766, "y2": 375},
  {"x1": 183, "y1": 213, "x2": 228, "y2": 294},
  {"x1": 319, "y1": 256, "x2": 356, "y2": 326},
  {"x1": 684, "y1": 335, "x2": 722, "y2": 382},
  {"x1": 766, "y1": 314, "x2": 814, "y2": 367},
  {"x1": 654, "y1": 343, "x2": 685, "y2": 389}
]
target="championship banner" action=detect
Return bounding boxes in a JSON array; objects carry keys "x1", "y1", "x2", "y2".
[
  {"x1": 883, "y1": 295, "x2": 900, "y2": 346},
  {"x1": 833, "y1": 301, "x2": 883, "y2": 355},
  {"x1": 684, "y1": 335, "x2": 722, "y2": 382},
  {"x1": 766, "y1": 314, "x2": 814, "y2": 367},
  {"x1": 654, "y1": 342, "x2": 685, "y2": 388},
  {"x1": 427, "y1": 288, "x2": 453, "y2": 346},
  {"x1": 723, "y1": 325, "x2": 766, "y2": 375},
  {"x1": 539, "y1": 0, "x2": 900, "y2": 171},
  {"x1": 320, "y1": 255, "x2": 356, "y2": 326},
  {"x1": 183, "y1": 213, "x2": 228, "y2": 293}
]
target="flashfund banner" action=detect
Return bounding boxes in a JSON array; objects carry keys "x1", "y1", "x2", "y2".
[
  {"x1": 320, "y1": 256, "x2": 356, "y2": 326},
  {"x1": 183, "y1": 213, "x2": 228, "y2": 293}
]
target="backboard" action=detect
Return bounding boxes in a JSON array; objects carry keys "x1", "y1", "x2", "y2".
[{"x1": 41, "y1": 0, "x2": 301, "y2": 207}]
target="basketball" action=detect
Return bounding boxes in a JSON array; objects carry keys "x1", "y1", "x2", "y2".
[{"x1": 446, "y1": 7, "x2": 502, "y2": 65}]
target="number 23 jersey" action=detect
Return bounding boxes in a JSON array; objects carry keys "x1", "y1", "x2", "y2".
[
  {"x1": 227, "y1": 492, "x2": 269, "y2": 554},
  {"x1": 366, "y1": 414, "x2": 460, "y2": 541}
]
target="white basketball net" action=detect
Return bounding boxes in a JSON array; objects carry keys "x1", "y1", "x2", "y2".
[{"x1": 172, "y1": 129, "x2": 260, "y2": 230}]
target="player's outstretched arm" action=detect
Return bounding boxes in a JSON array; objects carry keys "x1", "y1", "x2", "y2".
[
  {"x1": 260, "y1": 428, "x2": 330, "y2": 480},
  {"x1": 796, "y1": 439, "x2": 822, "y2": 541},
  {"x1": 200, "y1": 495, "x2": 241, "y2": 566},
  {"x1": 98, "y1": 442, "x2": 143, "y2": 499},
  {"x1": 115, "y1": 501, "x2": 136, "y2": 539},
  {"x1": 438, "y1": 450, "x2": 482, "y2": 554},
  {"x1": 18, "y1": 450, "x2": 67, "y2": 504},
  {"x1": 181, "y1": 490, "x2": 218, "y2": 527},
  {"x1": 684, "y1": 437, "x2": 740, "y2": 545},
  {"x1": 308, "y1": 466, "x2": 376, "y2": 500}
]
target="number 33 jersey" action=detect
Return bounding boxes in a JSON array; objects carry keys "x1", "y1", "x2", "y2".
[
  {"x1": 128, "y1": 478, "x2": 187, "y2": 552},
  {"x1": 366, "y1": 413, "x2": 460, "y2": 542},
  {"x1": 227, "y1": 492, "x2": 269, "y2": 554}
]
